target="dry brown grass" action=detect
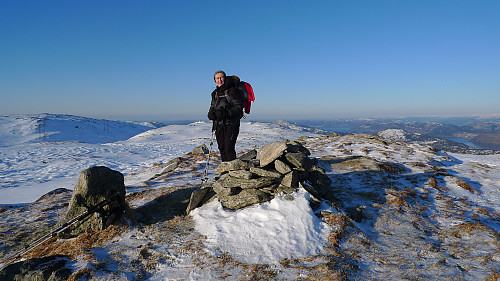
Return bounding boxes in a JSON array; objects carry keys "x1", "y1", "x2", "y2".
[
  {"x1": 485, "y1": 272, "x2": 500, "y2": 281},
  {"x1": 242, "y1": 264, "x2": 279, "y2": 279},
  {"x1": 67, "y1": 267, "x2": 94, "y2": 281},
  {"x1": 476, "y1": 208, "x2": 500, "y2": 221},
  {"x1": 455, "y1": 178, "x2": 479, "y2": 194},
  {"x1": 400, "y1": 187, "x2": 417, "y2": 198},
  {"x1": 457, "y1": 222, "x2": 490, "y2": 234},
  {"x1": 302, "y1": 267, "x2": 347, "y2": 281},
  {"x1": 477, "y1": 207, "x2": 491, "y2": 216},
  {"x1": 378, "y1": 162, "x2": 405, "y2": 174},
  {"x1": 389, "y1": 196, "x2": 409, "y2": 208},
  {"x1": 413, "y1": 162, "x2": 427, "y2": 168},
  {"x1": 323, "y1": 213, "x2": 351, "y2": 247},
  {"x1": 428, "y1": 177, "x2": 438, "y2": 188},
  {"x1": 427, "y1": 177, "x2": 448, "y2": 192},
  {"x1": 279, "y1": 257, "x2": 349, "y2": 280},
  {"x1": 430, "y1": 165, "x2": 448, "y2": 173},
  {"x1": 23, "y1": 225, "x2": 125, "y2": 261}
]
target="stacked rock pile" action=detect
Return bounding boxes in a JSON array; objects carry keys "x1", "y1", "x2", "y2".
[{"x1": 204, "y1": 139, "x2": 333, "y2": 210}]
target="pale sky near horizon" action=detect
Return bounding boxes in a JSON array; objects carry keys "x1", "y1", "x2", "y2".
[{"x1": 1, "y1": 0, "x2": 499, "y2": 121}]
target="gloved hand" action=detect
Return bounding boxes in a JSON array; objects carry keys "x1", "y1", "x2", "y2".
[
  {"x1": 215, "y1": 109, "x2": 226, "y2": 120},
  {"x1": 208, "y1": 110, "x2": 216, "y2": 120}
]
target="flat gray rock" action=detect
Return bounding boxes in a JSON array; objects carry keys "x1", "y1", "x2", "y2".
[{"x1": 258, "y1": 141, "x2": 288, "y2": 167}]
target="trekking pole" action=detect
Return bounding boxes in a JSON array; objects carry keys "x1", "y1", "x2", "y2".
[
  {"x1": 185, "y1": 130, "x2": 216, "y2": 215},
  {"x1": 201, "y1": 129, "x2": 216, "y2": 187},
  {"x1": 0, "y1": 193, "x2": 119, "y2": 271}
]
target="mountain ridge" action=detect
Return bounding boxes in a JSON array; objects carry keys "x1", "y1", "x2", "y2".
[{"x1": 294, "y1": 119, "x2": 500, "y2": 153}]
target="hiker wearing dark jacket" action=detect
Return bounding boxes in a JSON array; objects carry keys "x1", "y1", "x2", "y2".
[{"x1": 208, "y1": 70, "x2": 243, "y2": 162}]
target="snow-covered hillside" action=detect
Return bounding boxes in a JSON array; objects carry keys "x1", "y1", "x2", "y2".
[
  {"x1": 0, "y1": 114, "x2": 322, "y2": 204},
  {"x1": 0, "y1": 114, "x2": 499, "y2": 280},
  {"x1": 0, "y1": 113, "x2": 163, "y2": 147}
]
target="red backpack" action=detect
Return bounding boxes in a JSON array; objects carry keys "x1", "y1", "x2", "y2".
[{"x1": 230, "y1": 75, "x2": 255, "y2": 115}]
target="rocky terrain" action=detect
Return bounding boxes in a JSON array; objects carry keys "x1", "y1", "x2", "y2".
[
  {"x1": 1, "y1": 131, "x2": 499, "y2": 280},
  {"x1": 377, "y1": 128, "x2": 499, "y2": 155},
  {"x1": 297, "y1": 118, "x2": 500, "y2": 153}
]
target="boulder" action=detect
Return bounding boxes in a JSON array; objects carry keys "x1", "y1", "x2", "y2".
[
  {"x1": 192, "y1": 144, "x2": 209, "y2": 155},
  {"x1": 322, "y1": 156, "x2": 381, "y2": 173},
  {"x1": 148, "y1": 157, "x2": 183, "y2": 182},
  {"x1": 59, "y1": 166, "x2": 130, "y2": 236},
  {"x1": 186, "y1": 185, "x2": 211, "y2": 214},
  {"x1": 161, "y1": 157, "x2": 182, "y2": 174}
]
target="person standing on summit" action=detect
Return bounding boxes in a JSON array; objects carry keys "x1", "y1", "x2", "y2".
[{"x1": 207, "y1": 70, "x2": 243, "y2": 162}]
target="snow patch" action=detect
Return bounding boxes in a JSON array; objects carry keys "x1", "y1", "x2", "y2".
[
  {"x1": 377, "y1": 129, "x2": 407, "y2": 141},
  {"x1": 191, "y1": 189, "x2": 333, "y2": 264}
]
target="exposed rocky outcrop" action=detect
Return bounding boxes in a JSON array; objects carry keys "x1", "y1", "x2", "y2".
[
  {"x1": 191, "y1": 143, "x2": 209, "y2": 155},
  {"x1": 188, "y1": 139, "x2": 332, "y2": 211}
]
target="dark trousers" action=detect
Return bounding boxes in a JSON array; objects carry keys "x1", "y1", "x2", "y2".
[{"x1": 215, "y1": 122, "x2": 240, "y2": 162}]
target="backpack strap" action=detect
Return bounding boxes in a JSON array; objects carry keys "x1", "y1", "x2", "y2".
[
  {"x1": 223, "y1": 90, "x2": 232, "y2": 103},
  {"x1": 215, "y1": 89, "x2": 232, "y2": 106}
]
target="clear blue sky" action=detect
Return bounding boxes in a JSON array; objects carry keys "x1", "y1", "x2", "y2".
[{"x1": 1, "y1": 0, "x2": 499, "y2": 121}]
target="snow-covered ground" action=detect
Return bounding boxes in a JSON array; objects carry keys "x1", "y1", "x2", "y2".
[
  {"x1": 0, "y1": 114, "x2": 316, "y2": 204},
  {"x1": 0, "y1": 114, "x2": 340, "y2": 278},
  {"x1": 1, "y1": 114, "x2": 499, "y2": 280},
  {"x1": 191, "y1": 189, "x2": 334, "y2": 264}
]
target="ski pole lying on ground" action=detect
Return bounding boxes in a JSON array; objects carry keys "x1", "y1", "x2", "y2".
[{"x1": 0, "y1": 192, "x2": 120, "y2": 271}]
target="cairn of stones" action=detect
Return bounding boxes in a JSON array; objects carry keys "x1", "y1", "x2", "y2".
[{"x1": 200, "y1": 139, "x2": 333, "y2": 210}]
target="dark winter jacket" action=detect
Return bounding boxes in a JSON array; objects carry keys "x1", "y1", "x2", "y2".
[{"x1": 208, "y1": 76, "x2": 243, "y2": 129}]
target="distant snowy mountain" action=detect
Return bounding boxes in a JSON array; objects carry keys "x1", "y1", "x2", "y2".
[
  {"x1": 272, "y1": 119, "x2": 333, "y2": 135},
  {"x1": 0, "y1": 113, "x2": 163, "y2": 146}
]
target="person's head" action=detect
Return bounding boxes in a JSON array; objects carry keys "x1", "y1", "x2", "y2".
[{"x1": 214, "y1": 70, "x2": 226, "y2": 87}]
